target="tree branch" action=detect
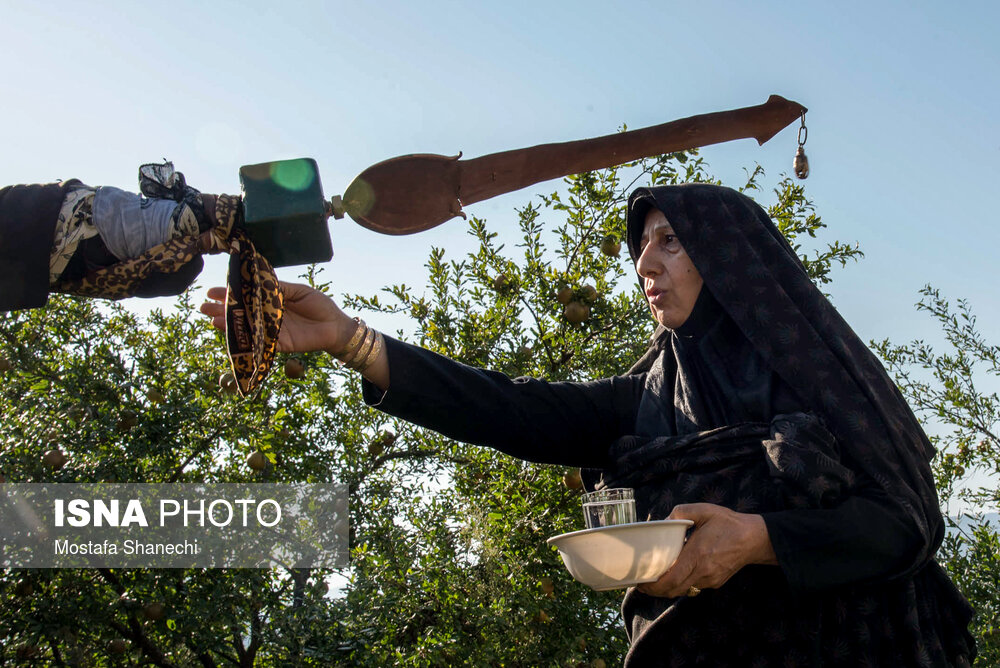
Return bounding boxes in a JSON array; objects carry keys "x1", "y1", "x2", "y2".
[
  {"x1": 166, "y1": 421, "x2": 230, "y2": 483},
  {"x1": 374, "y1": 448, "x2": 471, "y2": 468},
  {"x1": 246, "y1": 607, "x2": 263, "y2": 668},
  {"x1": 98, "y1": 569, "x2": 176, "y2": 668},
  {"x1": 195, "y1": 651, "x2": 219, "y2": 668}
]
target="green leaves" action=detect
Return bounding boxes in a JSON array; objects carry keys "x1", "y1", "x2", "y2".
[
  {"x1": 767, "y1": 177, "x2": 864, "y2": 287},
  {"x1": 874, "y1": 285, "x2": 1000, "y2": 662},
  {"x1": 0, "y1": 151, "x2": 866, "y2": 666}
]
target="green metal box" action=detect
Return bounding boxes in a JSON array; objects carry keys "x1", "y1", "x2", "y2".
[{"x1": 239, "y1": 158, "x2": 333, "y2": 268}]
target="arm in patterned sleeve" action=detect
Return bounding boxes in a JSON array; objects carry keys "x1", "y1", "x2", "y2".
[{"x1": 1, "y1": 169, "x2": 220, "y2": 312}]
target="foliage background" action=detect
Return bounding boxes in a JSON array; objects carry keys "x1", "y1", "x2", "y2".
[{"x1": 1, "y1": 155, "x2": 995, "y2": 665}]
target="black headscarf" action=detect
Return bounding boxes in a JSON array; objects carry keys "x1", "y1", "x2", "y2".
[
  {"x1": 623, "y1": 182, "x2": 943, "y2": 575},
  {"x1": 601, "y1": 184, "x2": 981, "y2": 666}
]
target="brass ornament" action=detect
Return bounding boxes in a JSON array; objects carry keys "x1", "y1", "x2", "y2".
[{"x1": 793, "y1": 113, "x2": 810, "y2": 179}]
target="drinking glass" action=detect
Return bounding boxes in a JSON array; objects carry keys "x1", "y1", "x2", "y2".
[{"x1": 582, "y1": 488, "x2": 636, "y2": 529}]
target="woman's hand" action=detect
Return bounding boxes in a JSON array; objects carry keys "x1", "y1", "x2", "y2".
[
  {"x1": 636, "y1": 503, "x2": 777, "y2": 598},
  {"x1": 199, "y1": 281, "x2": 358, "y2": 355}
]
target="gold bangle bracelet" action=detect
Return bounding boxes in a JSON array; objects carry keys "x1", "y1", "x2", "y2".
[
  {"x1": 338, "y1": 322, "x2": 369, "y2": 366},
  {"x1": 346, "y1": 328, "x2": 376, "y2": 369},
  {"x1": 352, "y1": 330, "x2": 378, "y2": 371},
  {"x1": 358, "y1": 331, "x2": 384, "y2": 372},
  {"x1": 336, "y1": 317, "x2": 366, "y2": 358}
]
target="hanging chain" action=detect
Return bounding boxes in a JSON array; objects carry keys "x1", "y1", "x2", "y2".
[{"x1": 793, "y1": 111, "x2": 809, "y2": 179}]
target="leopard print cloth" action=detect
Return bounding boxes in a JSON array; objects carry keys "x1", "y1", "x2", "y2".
[
  {"x1": 53, "y1": 193, "x2": 282, "y2": 398},
  {"x1": 213, "y1": 196, "x2": 283, "y2": 398}
]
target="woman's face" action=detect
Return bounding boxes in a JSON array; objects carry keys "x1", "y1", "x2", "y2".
[{"x1": 635, "y1": 208, "x2": 704, "y2": 329}]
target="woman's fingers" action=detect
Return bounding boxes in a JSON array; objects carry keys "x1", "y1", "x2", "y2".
[
  {"x1": 199, "y1": 307, "x2": 225, "y2": 331},
  {"x1": 201, "y1": 282, "x2": 317, "y2": 312},
  {"x1": 667, "y1": 503, "x2": 716, "y2": 524},
  {"x1": 206, "y1": 286, "x2": 227, "y2": 301},
  {"x1": 636, "y1": 504, "x2": 772, "y2": 598},
  {"x1": 199, "y1": 288, "x2": 227, "y2": 331},
  {"x1": 277, "y1": 280, "x2": 322, "y2": 304},
  {"x1": 199, "y1": 297, "x2": 224, "y2": 317},
  {"x1": 199, "y1": 282, "x2": 344, "y2": 350},
  {"x1": 637, "y1": 549, "x2": 697, "y2": 598},
  {"x1": 200, "y1": 301, "x2": 223, "y2": 316}
]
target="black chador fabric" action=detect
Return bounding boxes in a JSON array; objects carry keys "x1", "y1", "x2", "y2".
[
  {"x1": 360, "y1": 183, "x2": 975, "y2": 666},
  {"x1": 624, "y1": 184, "x2": 942, "y2": 567},
  {"x1": 604, "y1": 411, "x2": 972, "y2": 665},
  {"x1": 604, "y1": 184, "x2": 975, "y2": 666}
]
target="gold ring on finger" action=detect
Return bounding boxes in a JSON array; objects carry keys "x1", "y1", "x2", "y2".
[{"x1": 686, "y1": 585, "x2": 701, "y2": 597}]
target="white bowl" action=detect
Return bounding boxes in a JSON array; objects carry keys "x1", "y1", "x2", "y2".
[{"x1": 546, "y1": 519, "x2": 694, "y2": 591}]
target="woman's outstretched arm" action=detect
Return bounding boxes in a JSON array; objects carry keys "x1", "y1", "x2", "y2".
[
  {"x1": 201, "y1": 281, "x2": 644, "y2": 467},
  {"x1": 361, "y1": 335, "x2": 643, "y2": 467}
]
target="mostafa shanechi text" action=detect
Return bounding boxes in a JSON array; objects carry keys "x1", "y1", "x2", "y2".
[{"x1": 54, "y1": 538, "x2": 200, "y2": 555}]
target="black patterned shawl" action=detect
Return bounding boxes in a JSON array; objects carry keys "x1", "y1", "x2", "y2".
[
  {"x1": 599, "y1": 184, "x2": 976, "y2": 666},
  {"x1": 624, "y1": 183, "x2": 941, "y2": 571}
]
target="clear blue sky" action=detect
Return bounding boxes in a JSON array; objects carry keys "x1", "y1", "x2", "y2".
[{"x1": 3, "y1": 0, "x2": 998, "y2": 351}]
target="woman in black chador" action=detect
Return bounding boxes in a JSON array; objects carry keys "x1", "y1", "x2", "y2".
[{"x1": 204, "y1": 183, "x2": 976, "y2": 666}]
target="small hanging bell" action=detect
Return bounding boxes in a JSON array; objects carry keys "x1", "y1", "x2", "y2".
[{"x1": 793, "y1": 146, "x2": 809, "y2": 179}]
